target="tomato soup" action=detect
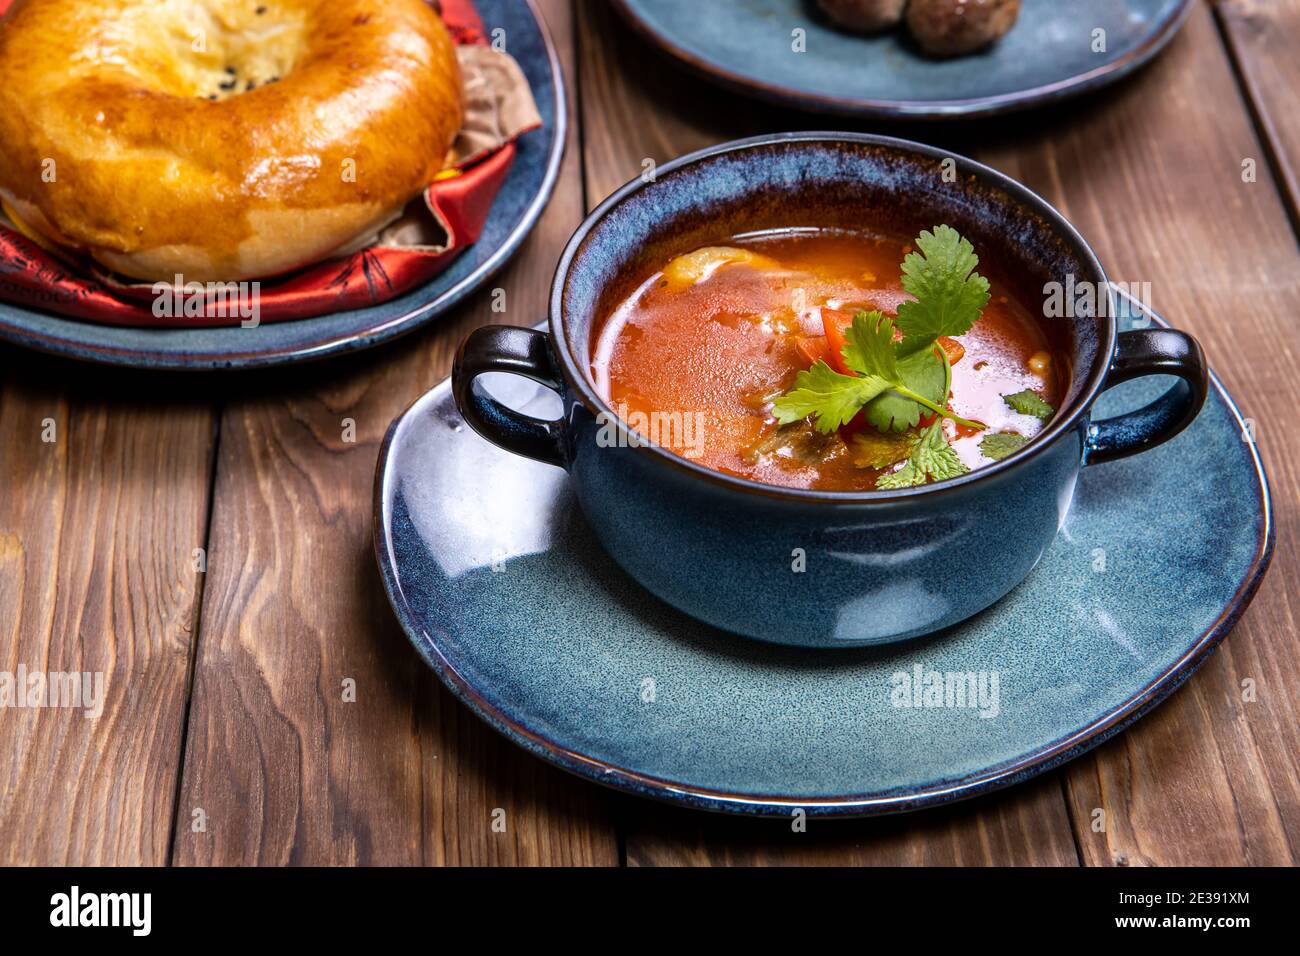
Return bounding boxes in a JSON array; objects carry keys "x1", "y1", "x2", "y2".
[{"x1": 591, "y1": 228, "x2": 1065, "y2": 492}]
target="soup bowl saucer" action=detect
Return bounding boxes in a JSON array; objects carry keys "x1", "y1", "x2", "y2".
[{"x1": 373, "y1": 291, "x2": 1272, "y2": 816}]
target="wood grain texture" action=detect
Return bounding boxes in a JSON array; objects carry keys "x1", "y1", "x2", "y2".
[
  {"x1": 1215, "y1": 0, "x2": 1300, "y2": 230},
  {"x1": 171, "y1": 0, "x2": 619, "y2": 866},
  {"x1": 578, "y1": 0, "x2": 1298, "y2": 865},
  {"x1": 0, "y1": 359, "x2": 214, "y2": 864}
]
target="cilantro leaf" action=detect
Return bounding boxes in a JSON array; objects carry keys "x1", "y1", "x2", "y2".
[
  {"x1": 876, "y1": 460, "x2": 926, "y2": 489},
  {"x1": 862, "y1": 345, "x2": 946, "y2": 433},
  {"x1": 771, "y1": 360, "x2": 892, "y2": 433},
  {"x1": 875, "y1": 421, "x2": 970, "y2": 489},
  {"x1": 896, "y1": 225, "x2": 990, "y2": 353},
  {"x1": 912, "y1": 420, "x2": 970, "y2": 481},
  {"x1": 840, "y1": 310, "x2": 898, "y2": 382},
  {"x1": 851, "y1": 429, "x2": 917, "y2": 469},
  {"x1": 979, "y1": 431, "x2": 1028, "y2": 461},
  {"x1": 1002, "y1": 389, "x2": 1054, "y2": 420}
]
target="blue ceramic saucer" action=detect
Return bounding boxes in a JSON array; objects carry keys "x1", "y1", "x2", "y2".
[
  {"x1": 373, "y1": 295, "x2": 1272, "y2": 816},
  {"x1": 612, "y1": 0, "x2": 1193, "y2": 119},
  {"x1": 0, "y1": 0, "x2": 564, "y2": 370}
]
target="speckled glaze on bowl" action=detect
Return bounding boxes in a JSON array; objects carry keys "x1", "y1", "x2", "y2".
[
  {"x1": 612, "y1": 0, "x2": 1193, "y2": 119},
  {"x1": 373, "y1": 292, "x2": 1271, "y2": 817},
  {"x1": 0, "y1": 0, "x2": 565, "y2": 370},
  {"x1": 451, "y1": 132, "x2": 1207, "y2": 647}
]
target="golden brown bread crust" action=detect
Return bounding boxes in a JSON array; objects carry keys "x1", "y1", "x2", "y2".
[{"x1": 0, "y1": 0, "x2": 464, "y2": 282}]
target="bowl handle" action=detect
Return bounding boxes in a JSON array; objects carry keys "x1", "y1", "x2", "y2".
[
  {"x1": 1082, "y1": 296, "x2": 1208, "y2": 467},
  {"x1": 452, "y1": 325, "x2": 567, "y2": 468}
]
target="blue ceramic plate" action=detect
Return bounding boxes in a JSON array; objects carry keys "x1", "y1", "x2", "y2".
[
  {"x1": 374, "y1": 294, "x2": 1271, "y2": 816},
  {"x1": 612, "y1": 0, "x2": 1193, "y2": 119},
  {"x1": 0, "y1": 0, "x2": 565, "y2": 370}
]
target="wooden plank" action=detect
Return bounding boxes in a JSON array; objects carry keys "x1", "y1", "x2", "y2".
[
  {"x1": 0, "y1": 360, "x2": 214, "y2": 864},
  {"x1": 975, "y1": 2, "x2": 1299, "y2": 865},
  {"x1": 576, "y1": 0, "x2": 1080, "y2": 866},
  {"x1": 1215, "y1": 0, "x2": 1300, "y2": 229},
  {"x1": 171, "y1": 0, "x2": 619, "y2": 866}
]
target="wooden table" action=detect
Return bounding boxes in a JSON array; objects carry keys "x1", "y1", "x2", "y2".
[{"x1": 1, "y1": 0, "x2": 1296, "y2": 867}]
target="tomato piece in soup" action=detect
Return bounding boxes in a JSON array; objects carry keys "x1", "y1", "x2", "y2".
[
  {"x1": 794, "y1": 335, "x2": 831, "y2": 368},
  {"x1": 820, "y1": 308, "x2": 854, "y2": 375},
  {"x1": 937, "y1": 336, "x2": 964, "y2": 366}
]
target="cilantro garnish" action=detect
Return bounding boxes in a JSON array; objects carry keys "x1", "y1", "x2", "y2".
[
  {"x1": 895, "y1": 225, "x2": 990, "y2": 356},
  {"x1": 1002, "y1": 389, "x2": 1054, "y2": 419},
  {"x1": 771, "y1": 226, "x2": 989, "y2": 438},
  {"x1": 862, "y1": 344, "x2": 947, "y2": 433},
  {"x1": 876, "y1": 421, "x2": 970, "y2": 489},
  {"x1": 773, "y1": 310, "x2": 984, "y2": 433},
  {"x1": 874, "y1": 460, "x2": 926, "y2": 489},
  {"x1": 770, "y1": 356, "x2": 893, "y2": 433},
  {"x1": 979, "y1": 432, "x2": 1028, "y2": 461},
  {"x1": 840, "y1": 308, "x2": 900, "y2": 380}
]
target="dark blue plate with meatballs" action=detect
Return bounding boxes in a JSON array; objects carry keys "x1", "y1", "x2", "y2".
[{"x1": 612, "y1": 0, "x2": 1193, "y2": 119}]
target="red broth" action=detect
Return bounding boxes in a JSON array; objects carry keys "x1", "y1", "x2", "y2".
[{"x1": 590, "y1": 229, "x2": 1065, "y2": 492}]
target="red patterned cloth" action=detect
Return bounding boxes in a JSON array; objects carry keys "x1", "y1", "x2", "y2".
[{"x1": 0, "y1": 0, "x2": 538, "y2": 327}]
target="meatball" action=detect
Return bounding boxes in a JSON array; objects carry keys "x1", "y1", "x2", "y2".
[
  {"x1": 815, "y1": 0, "x2": 907, "y2": 34},
  {"x1": 905, "y1": 0, "x2": 1022, "y2": 57}
]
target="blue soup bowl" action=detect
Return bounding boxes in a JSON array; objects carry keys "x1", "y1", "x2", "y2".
[{"x1": 452, "y1": 132, "x2": 1207, "y2": 647}]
